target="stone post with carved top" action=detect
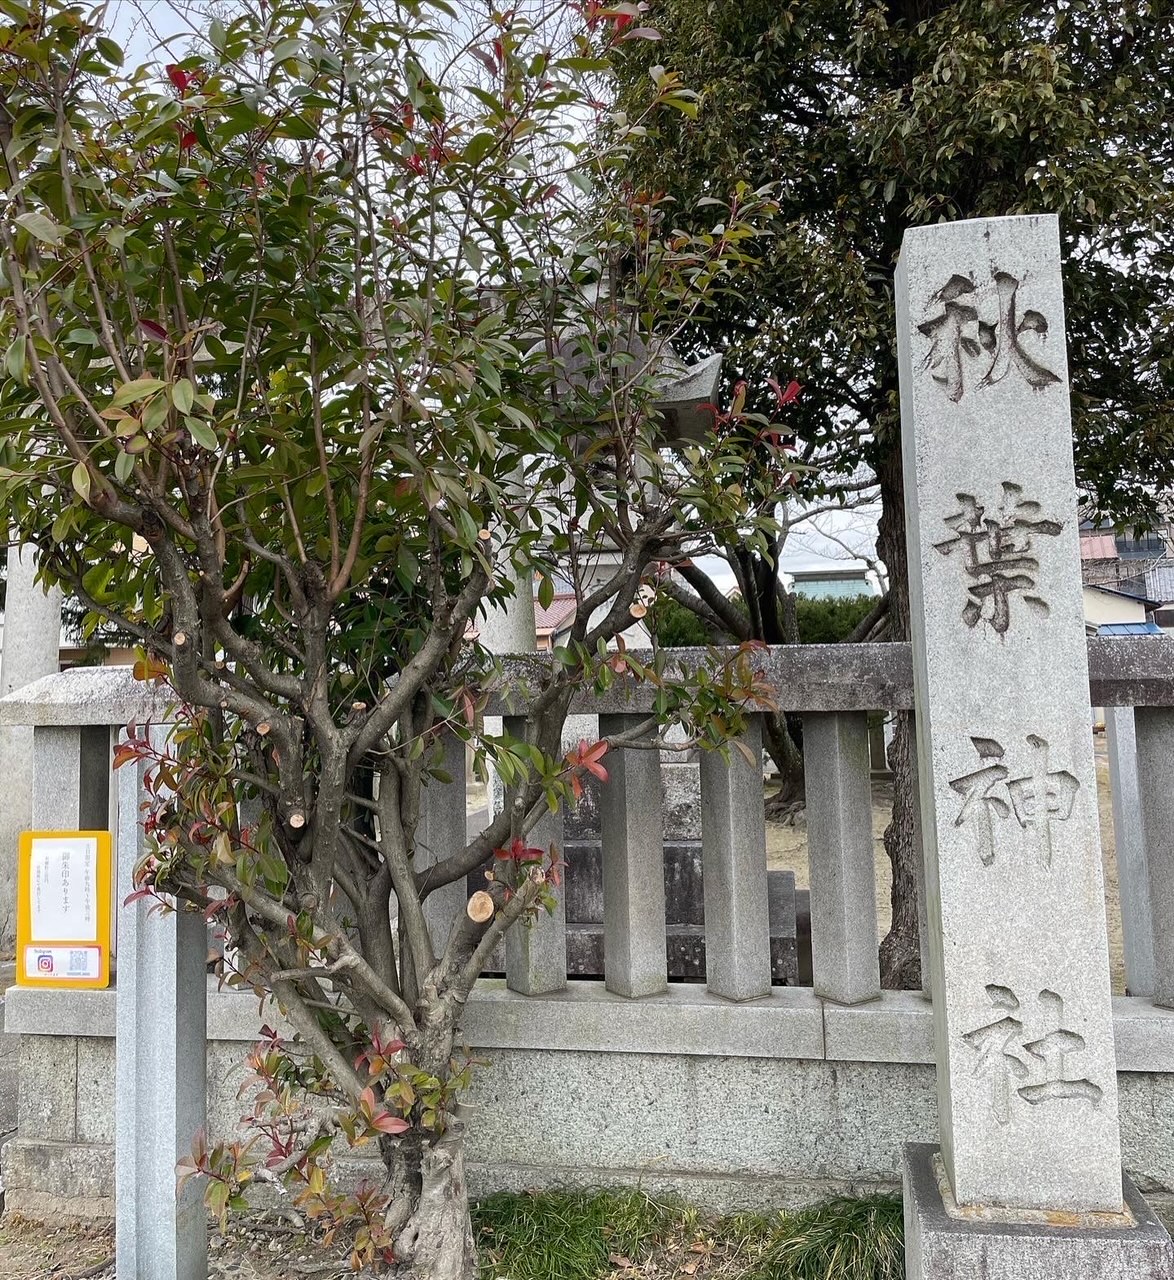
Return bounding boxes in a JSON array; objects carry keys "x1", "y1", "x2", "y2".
[{"x1": 896, "y1": 215, "x2": 1172, "y2": 1278}]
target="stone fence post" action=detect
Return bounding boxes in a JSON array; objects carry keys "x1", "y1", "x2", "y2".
[{"x1": 896, "y1": 215, "x2": 1172, "y2": 1276}]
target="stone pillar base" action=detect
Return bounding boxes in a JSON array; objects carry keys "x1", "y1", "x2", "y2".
[
  {"x1": 1, "y1": 1137, "x2": 115, "y2": 1219},
  {"x1": 902, "y1": 1144, "x2": 1174, "y2": 1279}
]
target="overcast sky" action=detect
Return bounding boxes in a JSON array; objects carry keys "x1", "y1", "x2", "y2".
[{"x1": 107, "y1": 0, "x2": 195, "y2": 66}]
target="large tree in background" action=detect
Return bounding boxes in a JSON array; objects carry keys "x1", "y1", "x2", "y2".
[{"x1": 613, "y1": 0, "x2": 1174, "y2": 985}]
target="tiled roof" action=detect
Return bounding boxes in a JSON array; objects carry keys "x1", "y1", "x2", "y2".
[{"x1": 535, "y1": 594, "x2": 577, "y2": 635}]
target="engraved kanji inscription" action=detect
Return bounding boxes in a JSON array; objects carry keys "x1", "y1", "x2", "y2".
[
  {"x1": 935, "y1": 481, "x2": 1062, "y2": 634},
  {"x1": 950, "y1": 734, "x2": 1079, "y2": 869},
  {"x1": 920, "y1": 270, "x2": 1061, "y2": 402},
  {"x1": 963, "y1": 986, "x2": 1102, "y2": 1126}
]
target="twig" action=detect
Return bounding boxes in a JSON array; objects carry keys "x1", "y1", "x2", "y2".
[{"x1": 61, "y1": 1256, "x2": 115, "y2": 1280}]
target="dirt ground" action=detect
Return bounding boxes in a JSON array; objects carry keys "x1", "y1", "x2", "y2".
[
  {"x1": 0, "y1": 1210, "x2": 362, "y2": 1280},
  {"x1": 766, "y1": 735, "x2": 1127, "y2": 994}
]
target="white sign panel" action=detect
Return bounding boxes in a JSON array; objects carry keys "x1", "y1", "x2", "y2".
[{"x1": 30, "y1": 835, "x2": 99, "y2": 943}]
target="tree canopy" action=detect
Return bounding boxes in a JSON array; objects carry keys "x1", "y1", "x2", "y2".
[{"x1": 612, "y1": 0, "x2": 1174, "y2": 525}]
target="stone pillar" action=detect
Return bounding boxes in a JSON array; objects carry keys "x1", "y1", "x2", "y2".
[
  {"x1": 699, "y1": 716, "x2": 771, "y2": 1002},
  {"x1": 1, "y1": 543, "x2": 62, "y2": 699},
  {"x1": 480, "y1": 541, "x2": 535, "y2": 822},
  {"x1": 598, "y1": 713, "x2": 667, "y2": 998},
  {"x1": 803, "y1": 711, "x2": 880, "y2": 1006},
  {"x1": 1134, "y1": 708, "x2": 1174, "y2": 1009},
  {"x1": 479, "y1": 569, "x2": 536, "y2": 656},
  {"x1": 0, "y1": 543, "x2": 61, "y2": 946},
  {"x1": 896, "y1": 216, "x2": 1171, "y2": 1275},
  {"x1": 1105, "y1": 706, "x2": 1155, "y2": 998},
  {"x1": 502, "y1": 716, "x2": 566, "y2": 995},
  {"x1": 115, "y1": 727, "x2": 208, "y2": 1280}
]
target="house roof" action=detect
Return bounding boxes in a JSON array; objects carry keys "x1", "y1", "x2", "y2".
[
  {"x1": 1096, "y1": 621, "x2": 1165, "y2": 636},
  {"x1": 535, "y1": 593, "x2": 577, "y2": 636},
  {"x1": 1084, "y1": 582, "x2": 1162, "y2": 609},
  {"x1": 789, "y1": 567, "x2": 870, "y2": 582}
]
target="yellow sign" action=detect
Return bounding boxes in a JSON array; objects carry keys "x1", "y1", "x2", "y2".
[{"x1": 16, "y1": 831, "x2": 113, "y2": 989}]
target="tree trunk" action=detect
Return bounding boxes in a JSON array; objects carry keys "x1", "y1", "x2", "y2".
[
  {"x1": 763, "y1": 710, "x2": 806, "y2": 821},
  {"x1": 394, "y1": 1124, "x2": 476, "y2": 1280},
  {"x1": 875, "y1": 438, "x2": 922, "y2": 989}
]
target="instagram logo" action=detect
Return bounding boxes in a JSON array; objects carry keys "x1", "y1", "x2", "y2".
[{"x1": 36, "y1": 953, "x2": 53, "y2": 974}]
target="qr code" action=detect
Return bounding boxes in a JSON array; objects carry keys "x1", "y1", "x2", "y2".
[{"x1": 67, "y1": 950, "x2": 91, "y2": 976}]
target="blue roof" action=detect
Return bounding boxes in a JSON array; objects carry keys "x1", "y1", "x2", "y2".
[{"x1": 1097, "y1": 621, "x2": 1165, "y2": 636}]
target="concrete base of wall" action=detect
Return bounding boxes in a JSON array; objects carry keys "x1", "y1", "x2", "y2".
[
  {"x1": 6, "y1": 983, "x2": 1174, "y2": 1221},
  {"x1": 2, "y1": 1137, "x2": 115, "y2": 1219}
]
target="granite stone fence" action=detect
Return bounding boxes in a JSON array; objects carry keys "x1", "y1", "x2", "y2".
[{"x1": 3, "y1": 634, "x2": 1174, "y2": 1225}]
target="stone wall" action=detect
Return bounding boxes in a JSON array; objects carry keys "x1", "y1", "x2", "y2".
[{"x1": 7, "y1": 981, "x2": 1174, "y2": 1220}]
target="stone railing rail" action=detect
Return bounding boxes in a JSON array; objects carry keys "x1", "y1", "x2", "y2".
[{"x1": 3, "y1": 634, "x2": 1174, "y2": 729}]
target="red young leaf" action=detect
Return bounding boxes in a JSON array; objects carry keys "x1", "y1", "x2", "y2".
[
  {"x1": 767, "y1": 376, "x2": 802, "y2": 408},
  {"x1": 495, "y1": 835, "x2": 545, "y2": 862},
  {"x1": 369, "y1": 1111, "x2": 411, "y2": 1135}
]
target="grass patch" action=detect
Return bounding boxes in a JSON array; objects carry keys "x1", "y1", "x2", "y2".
[
  {"x1": 731, "y1": 1197, "x2": 905, "y2": 1280},
  {"x1": 474, "y1": 1189, "x2": 681, "y2": 1280},
  {"x1": 473, "y1": 1188, "x2": 904, "y2": 1280}
]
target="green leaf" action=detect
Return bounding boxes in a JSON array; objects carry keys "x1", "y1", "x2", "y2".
[
  {"x1": 15, "y1": 211, "x2": 64, "y2": 244},
  {"x1": 662, "y1": 95, "x2": 700, "y2": 120},
  {"x1": 171, "y1": 379, "x2": 195, "y2": 415},
  {"x1": 538, "y1": 574, "x2": 554, "y2": 610},
  {"x1": 95, "y1": 36, "x2": 123, "y2": 65},
  {"x1": 71, "y1": 461, "x2": 91, "y2": 502},
  {"x1": 110, "y1": 378, "x2": 168, "y2": 407},
  {"x1": 185, "y1": 417, "x2": 219, "y2": 450},
  {"x1": 63, "y1": 328, "x2": 100, "y2": 346},
  {"x1": 4, "y1": 338, "x2": 27, "y2": 384},
  {"x1": 463, "y1": 132, "x2": 498, "y2": 166}
]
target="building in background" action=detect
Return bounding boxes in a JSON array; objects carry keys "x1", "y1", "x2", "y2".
[
  {"x1": 784, "y1": 565, "x2": 882, "y2": 600},
  {"x1": 1081, "y1": 518, "x2": 1174, "y2": 605}
]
